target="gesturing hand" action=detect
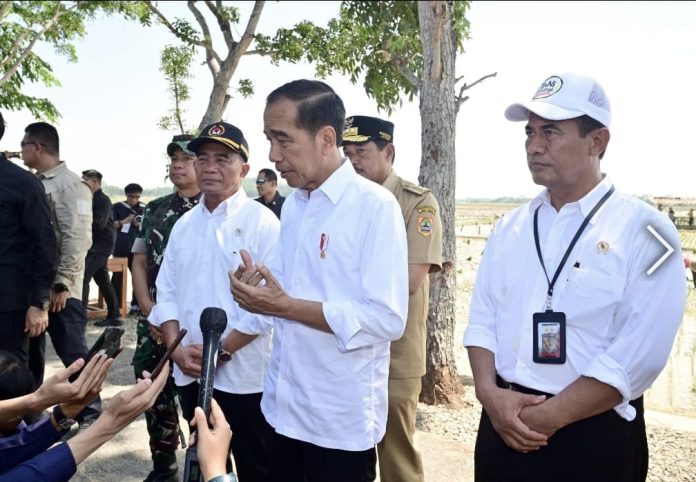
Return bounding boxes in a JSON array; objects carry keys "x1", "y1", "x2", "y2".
[{"x1": 230, "y1": 249, "x2": 287, "y2": 317}]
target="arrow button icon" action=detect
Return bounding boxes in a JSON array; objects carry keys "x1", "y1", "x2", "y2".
[{"x1": 646, "y1": 225, "x2": 675, "y2": 275}]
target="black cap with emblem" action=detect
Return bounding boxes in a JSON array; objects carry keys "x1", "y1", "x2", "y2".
[
  {"x1": 187, "y1": 121, "x2": 250, "y2": 162},
  {"x1": 342, "y1": 115, "x2": 394, "y2": 145}
]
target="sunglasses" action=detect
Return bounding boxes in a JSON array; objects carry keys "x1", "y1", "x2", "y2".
[{"x1": 256, "y1": 178, "x2": 269, "y2": 185}]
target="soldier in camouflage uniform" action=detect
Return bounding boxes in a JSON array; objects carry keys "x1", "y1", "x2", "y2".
[
  {"x1": 343, "y1": 116, "x2": 443, "y2": 482},
  {"x1": 131, "y1": 135, "x2": 202, "y2": 482}
]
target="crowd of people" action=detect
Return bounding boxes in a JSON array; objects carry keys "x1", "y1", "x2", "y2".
[{"x1": 0, "y1": 72, "x2": 689, "y2": 482}]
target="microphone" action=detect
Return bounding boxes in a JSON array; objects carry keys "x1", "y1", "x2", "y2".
[
  {"x1": 184, "y1": 307, "x2": 228, "y2": 482},
  {"x1": 197, "y1": 307, "x2": 227, "y2": 417}
]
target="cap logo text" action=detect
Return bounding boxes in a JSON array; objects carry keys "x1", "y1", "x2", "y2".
[{"x1": 533, "y1": 76, "x2": 563, "y2": 99}]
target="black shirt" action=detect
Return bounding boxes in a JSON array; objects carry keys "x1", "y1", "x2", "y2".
[
  {"x1": 88, "y1": 189, "x2": 116, "y2": 256},
  {"x1": 0, "y1": 155, "x2": 57, "y2": 311},
  {"x1": 254, "y1": 191, "x2": 285, "y2": 220},
  {"x1": 112, "y1": 200, "x2": 144, "y2": 257}
]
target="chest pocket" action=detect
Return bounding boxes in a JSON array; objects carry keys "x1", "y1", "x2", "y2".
[{"x1": 563, "y1": 267, "x2": 625, "y2": 319}]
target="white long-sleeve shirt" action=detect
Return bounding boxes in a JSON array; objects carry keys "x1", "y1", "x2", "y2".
[
  {"x1": 464, "y1": 176, "x2": 686, "y2": 420},
  {"x1": 261, "y1": 160, "x2": 409, "y2": 451},
  {"x1": 149, "y1": 188, "x2": 280, "y2": 394}
]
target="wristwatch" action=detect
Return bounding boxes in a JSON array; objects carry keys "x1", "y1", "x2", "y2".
[
  {"x1": 52, "y1": 283, "x2": 69, "y2": 293},
  {"x1": 217, "y1": 342, "x2": 232, "y2": 363},
  {"x1": 52, "y1": 404, "x2": 77, "y2": 431}
]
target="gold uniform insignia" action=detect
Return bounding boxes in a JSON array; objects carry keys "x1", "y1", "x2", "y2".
[{"x1": 597, "y1": 241, "x2": 609, "y2": 253}]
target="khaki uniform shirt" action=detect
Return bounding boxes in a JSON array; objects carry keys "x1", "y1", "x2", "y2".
[
  {"x1": 383, "y1": 169, "x2": 443, "y2": 378},
  {"x1": 38, "y1": 162, "x2": 93, "y2": 300}
]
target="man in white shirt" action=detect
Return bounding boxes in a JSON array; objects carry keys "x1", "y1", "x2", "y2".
[
  {"x1": 149, "y1": 122, "x2": 280, "y2": 481},
  {"x1": 230, "y1": 79, "x2": 409, "y2": 482},
  {"x1": 463, "y1": 73, "x2": 686, "y2": 481}
]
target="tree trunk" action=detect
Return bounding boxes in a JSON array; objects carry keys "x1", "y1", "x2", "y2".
[
  {"x1": 417, "y1": 0, "x2": 463, "y2": 405},
  {"x1": 198, "y1": 67, "x2": 234, "y2": 131}
]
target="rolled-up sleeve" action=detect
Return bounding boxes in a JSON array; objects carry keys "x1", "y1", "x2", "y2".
[
  {"x1": 580, "y1": 217, "x2": 685, "y2": 420},
  {"x1": 323, "y1": 198, "x2": 408, "y2": 352}
]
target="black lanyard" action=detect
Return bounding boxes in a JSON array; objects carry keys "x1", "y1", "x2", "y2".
[{"x1": 533, "y1": 185, "x2": 615, "y2": 310}]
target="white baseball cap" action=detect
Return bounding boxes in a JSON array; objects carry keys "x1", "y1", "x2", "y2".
[{"x1": 505, "y1": 73, "x2": 611, "y2": 127}]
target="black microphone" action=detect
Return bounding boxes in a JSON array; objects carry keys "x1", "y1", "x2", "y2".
[
  {"x1": 184, "y1": 307, "x2": 228, "y2": 482},
  {"x1": 198, "y1": 307, "x2": 227, "y2": 417}
]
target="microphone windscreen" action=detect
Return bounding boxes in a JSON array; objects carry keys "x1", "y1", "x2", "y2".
[{"x1": 199, "y1": 307, "x2": 227, "y2": 333}]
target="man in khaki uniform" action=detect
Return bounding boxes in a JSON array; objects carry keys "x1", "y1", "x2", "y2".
[{"x1": 343, "y1": 115, "x2": 443, "y2": 482}]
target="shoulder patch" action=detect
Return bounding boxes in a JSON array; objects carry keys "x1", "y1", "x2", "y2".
[{"x1": 417, "y1": 215, "x2": 433, "y2": 237}]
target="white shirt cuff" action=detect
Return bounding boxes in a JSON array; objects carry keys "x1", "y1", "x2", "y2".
[
  {"x1": 323, "y1": 300, "x2": 361, "y2": 352},
  {"x1": 148, "y1": 302, "x2": 178, "y2": 327},
  {"x1": 581, "y1": 353, "x2": 636, "y2": 421}
]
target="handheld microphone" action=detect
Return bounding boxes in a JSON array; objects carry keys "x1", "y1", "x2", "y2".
[
  {"x1": 183, "y1": 307, "x2": 228, "y2": 482},
  {"x1": 197, "y1": 307, "x2": 227, "y2": 417}
]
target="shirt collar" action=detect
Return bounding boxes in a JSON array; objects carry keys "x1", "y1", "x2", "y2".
[
  {"x1": 381, "y1": 168, "x2": 398, "y2": 191},
  {"x1": 200, "y1": 187, "x2": 248, "y2": 216},
  {"x1": 37, "y1": 161, "x2": 67, "y2": 180},
  {"x1": 298, "y1": 158, "x2": 355, "y2": 205},
  {"x1": 529, "y1": 174, "x2": 613, "y2": 220}
]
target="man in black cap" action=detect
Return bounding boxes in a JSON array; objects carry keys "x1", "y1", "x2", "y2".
[
  {"x1": 131, "y1": 134, "x2": 201, "y2": 482},
  {"x1": 149, "y1": 122, "x2": 280, "y2": 481},
  {"x1": 80, "y1": 169, "x2": 121, "y2": 327},
  {"x1": 343, "y1": 115, "x2": 443, "y2": 482},
  {"x1": 112, "y1": 182, "x2": 145, "y2": 315},
  {"x1": 254, "y1": 168, "x2": 285, "y2": 219},
  {"x1": 0, "y1": 111, "x2": 57, "y2": 373}
]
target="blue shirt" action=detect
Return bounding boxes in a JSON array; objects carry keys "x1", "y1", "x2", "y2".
[{"x1": 0, "y1": 417, "x2": 76, "y2": 481}]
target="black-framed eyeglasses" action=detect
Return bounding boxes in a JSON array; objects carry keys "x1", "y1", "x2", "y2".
[
  {"x1": 20, "y1": 141, "x2": 44, "y2": 148},
  {"x1": 256, "y1": 178, "x2": 268, "y2": 185}
]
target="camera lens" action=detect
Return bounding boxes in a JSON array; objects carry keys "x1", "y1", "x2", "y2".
[{"x1": 135, "y1": 215, "x2": 143, "y2": 223}]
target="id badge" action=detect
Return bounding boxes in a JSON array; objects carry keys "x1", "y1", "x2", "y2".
[{"x1": 532, "y1": 310, "x2": 566, "y2": 364}]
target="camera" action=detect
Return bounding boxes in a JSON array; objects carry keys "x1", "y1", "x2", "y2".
[{"x1": 135, "y1": 215, "x2": 144, "y2": 224}]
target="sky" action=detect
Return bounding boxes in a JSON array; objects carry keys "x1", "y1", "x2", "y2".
[{"x1": 1, "y1": 1, "x2": 695, "y2": 199}]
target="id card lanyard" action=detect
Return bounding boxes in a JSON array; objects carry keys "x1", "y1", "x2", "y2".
[{"x1": 533, "y1": 185, "x2": 615, "y2": 310}]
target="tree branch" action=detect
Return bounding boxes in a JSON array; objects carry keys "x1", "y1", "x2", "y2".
[
  {"x1": 222, "y1": 1, "x2": 264, "y2": 72},
  {"x1": 205, "y1": 0, "x2": 234, "y2": 49},
  {"x1": 377, "y1": 38, "x2": 420, "y2": 92},
  {"x1": 0, "y1": 2, "x2": 12, "y2": 22},
  {"x1": 145, "y1": 1, "x2": 205, "y2": 47},
  {"x1": 455, "y1": 72, "x2": 497, "y2": 113},
  {"x1": 429, "y1": 1, "x2": 446, "y2": 81},
  {"x1": 187, "y1": 0, "x2": 222, "y2": 75},
  {"x1": 0, "y1": 3, "x2": 65, "y2": 86}
]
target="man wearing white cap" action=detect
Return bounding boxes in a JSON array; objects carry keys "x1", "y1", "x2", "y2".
[{"x1": 464, "y1": 73, "x2": 686, "y2": 481}]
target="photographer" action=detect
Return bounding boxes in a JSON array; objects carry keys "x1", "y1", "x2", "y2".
[{"x1": 112, "y1": 183, "x2": 145, "y2": 315}]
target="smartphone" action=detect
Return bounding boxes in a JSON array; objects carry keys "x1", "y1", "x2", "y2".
[
  {"x1": 149, "y1": 328, "x2": 187, "y2": 379},
  {"x1": 69, "y1": 327, "x2": 125, "y2": 382}
]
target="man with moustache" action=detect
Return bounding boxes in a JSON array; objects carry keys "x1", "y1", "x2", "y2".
[
  {"x1": 464, "y1": 73, "x2": 685, "y2": 481},
  {"x1": 131, "y1": 135, "x2": 202, "y2": 482},
  {"x1": 149, "y1": 124, "x2": 279, "y2": 481}
]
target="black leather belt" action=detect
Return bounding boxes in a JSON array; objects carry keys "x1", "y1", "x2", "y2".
[{"x1": 496, "y1": 375, "x2": 554, "y2": 398}]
